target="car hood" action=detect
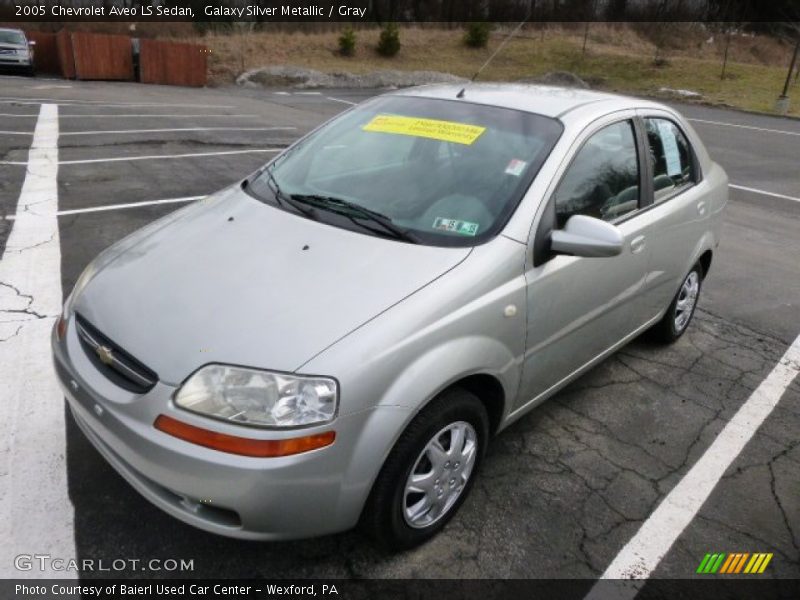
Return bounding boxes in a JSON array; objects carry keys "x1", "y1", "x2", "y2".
[{"x1": 74, "y1": 188, "x2": 470, "y2": 385}]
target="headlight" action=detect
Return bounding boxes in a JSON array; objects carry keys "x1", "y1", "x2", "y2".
[
  {"x1": 174, "y1": 364, "x2": 338, "y2": 428},
  {"x1": 63, "y1": 262, "x2": 98, "y2": 319}
]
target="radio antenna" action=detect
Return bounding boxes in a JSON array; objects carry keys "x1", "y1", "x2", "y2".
[{"x1": 469, "y1": 7, "x2": 533, "y2": 83}]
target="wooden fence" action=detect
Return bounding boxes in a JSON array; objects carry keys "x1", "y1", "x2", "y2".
[
  {"x1": 55, "y1": 29, "x2": 75, "y2": 79},
  {"x1": 70, "y1": 32, "x2": 133, "y2": 81},
  {"x1": 139, "y1": 39, "x2": 207, "y2": 87},
  {"x1": 25, "y1": 31, "x2": 60, "y2": 74},
  {"x1": 23, "y1": 30, "x2": 207, "y2": 86}
]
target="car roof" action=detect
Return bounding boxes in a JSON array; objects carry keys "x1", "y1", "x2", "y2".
[
  {"x1": 0, "y1": 28, "x2": 25, "y2": 33},
  {"x1": 392, "y1": 83, "x2": 667, "y2": 120}
]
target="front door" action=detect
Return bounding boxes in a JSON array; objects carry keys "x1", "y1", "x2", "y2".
[{"x1": 515, "y1": 117, "x2": 651, "y2": 412}]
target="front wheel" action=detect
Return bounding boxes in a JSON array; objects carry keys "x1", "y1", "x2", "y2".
[
  {"x1": 650, "y1": 263, "x2": 703, "y2": 343},
  {"x1": 360, "y1": 388, "x2": 488, "y2": 550}
]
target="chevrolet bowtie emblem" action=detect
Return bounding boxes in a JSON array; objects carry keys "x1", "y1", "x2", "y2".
[{"x1": 96, "y1": 345, "x2": 114, "y2": 365}]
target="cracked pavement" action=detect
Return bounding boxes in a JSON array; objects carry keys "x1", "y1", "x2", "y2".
[{"x1": 0, "y1": 77, "x2": 798, "y2": 581}]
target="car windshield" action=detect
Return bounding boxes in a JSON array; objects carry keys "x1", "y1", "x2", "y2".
[
  {"x1": 246, "y1": 95, "x2": 563, "y2": 246},
  {"x1": 0, "y1": 31, "x2": 26, "y2": 45}
]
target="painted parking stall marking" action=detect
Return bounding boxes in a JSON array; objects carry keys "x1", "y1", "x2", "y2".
[
  {"x1": 0, "y1": 103, "x2": 76, "y2": 578},
  {"x1": 586, "y1": 332, "x2": 800, "y2": 598},
  {"x1": 4, "y1": 195, "x2": 206, "y2": 220},
  {"x1": 0, "y1": 97, "x2": 234, "y2": 108},
  {"x1": 58, "y1": 148, "x2": 282, "y2": 165},
  {"x1": 60, "y1": 126, "x2": 297, "y2": 136},
  {"x1": 688, "y1": 117, "x2": 800, "y2": 137},
  {"x1": 3, "y1": 148, "x2": 281, "y2": 167},
  {"x1": 729, "y1": 183, "x2": 800, "y2": 204},
  {"x1": 326, "y1": 96, "x2": 357, "y2": 106}
]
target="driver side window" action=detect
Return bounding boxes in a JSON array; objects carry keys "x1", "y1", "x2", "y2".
[{"x1": 553, "y1": 120, "x2": 640, "y2": 228}]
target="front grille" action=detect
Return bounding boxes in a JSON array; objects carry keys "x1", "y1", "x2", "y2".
[{"x1": 75, "y1": 314, "x2": 158, "y2": 394}]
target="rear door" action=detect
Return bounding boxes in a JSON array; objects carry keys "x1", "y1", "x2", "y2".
[{"x1": 636, "y1": 110, "x2": 709, "y2": 319}]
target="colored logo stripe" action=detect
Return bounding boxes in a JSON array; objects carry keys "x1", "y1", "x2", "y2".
[
  {"x1": 698, "y1": 552, "x2": 773, "y2": 574},
  {"x1": 720, "y1": 553, "x2": 750, "y2": 573},
  {"x1": 745, "y1": 553, "x2": 773, "y2": 574},
  {"x1": 696, "y1": 553, "x2": 726, "y2": 573}
]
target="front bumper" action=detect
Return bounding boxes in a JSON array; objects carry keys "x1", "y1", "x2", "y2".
[
  {"x1": 52, "y1": 316, "x2": 410, "y2": 540},
  {"x1": 0, "y1": 55, "x2": 32, "y2": 68}
]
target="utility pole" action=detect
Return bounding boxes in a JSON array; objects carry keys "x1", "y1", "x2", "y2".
[
  {"x1": 581, "y1": 0, "x2": 599, "y2": 58},
  {"x1": 720, "y1": 28, "x2": 731, "y2": 80},
  {"x1": 776, "y1": 38, "x2": 800, "y2": 114}
]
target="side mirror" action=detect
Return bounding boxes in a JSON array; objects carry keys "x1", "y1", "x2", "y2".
[{"x1": 550, "y1": 215, "x2": 624, "y2": 258}]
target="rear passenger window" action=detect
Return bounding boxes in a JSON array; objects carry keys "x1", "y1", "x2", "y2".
[
  {"x1": 644, "y1": 118, "x2": 695, "y2": 202},
  {"x1": 554, "y1": 120, "x2": 640, "y2": 228}
]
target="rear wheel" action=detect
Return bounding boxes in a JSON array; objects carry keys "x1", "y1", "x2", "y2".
[
  {"x1": 650, "y1": 263, "x2": 703, "y2": 343},
  {"x1": 361, "y1": 388, "x2": 488, "y2": 550}
]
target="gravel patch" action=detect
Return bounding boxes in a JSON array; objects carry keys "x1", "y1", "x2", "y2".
[
  {"x1": 516, "y1": 71, "x2": 590, "y2": 89},
  {"x1": 236, "y1": 65, "x2": 468, "y2": 89}
]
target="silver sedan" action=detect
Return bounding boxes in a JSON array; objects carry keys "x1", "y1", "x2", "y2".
[
  {"x1": 52, "y1": 84, "x2": 727, "y2": 549},
  {"x1": 0, "y1": 28, "x2": 35, "y2": 75}
]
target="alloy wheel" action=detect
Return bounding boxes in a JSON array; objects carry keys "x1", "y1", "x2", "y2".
[{"x1": 403, "y1": 421, "x2": 478, "y2": 529}]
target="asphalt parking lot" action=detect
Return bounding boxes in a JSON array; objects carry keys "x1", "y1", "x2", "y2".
[{"x1": 0, "y1": 76, "x2": 798, "y2": 584}]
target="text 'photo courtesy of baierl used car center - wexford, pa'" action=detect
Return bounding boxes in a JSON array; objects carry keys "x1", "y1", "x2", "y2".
[{"x1": 0, "y1": 1, "x2": 799, "y2": 600}]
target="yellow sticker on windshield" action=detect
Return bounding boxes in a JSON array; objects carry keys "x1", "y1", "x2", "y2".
[{"x1": 363, "y1": 115, "x2": 486, "y2": 145}]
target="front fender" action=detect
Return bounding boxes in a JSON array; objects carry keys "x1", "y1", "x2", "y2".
[
  {"x1": 333, "y1": 337, "x2": 520, "y2": 524},
  {"x1": 377, "y1": 335, "x2": 519, "y2": 414}
]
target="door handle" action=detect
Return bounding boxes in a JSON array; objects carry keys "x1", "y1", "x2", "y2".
[
  {"x1": 697, "y1": 200, "x2": 707, "y2": 216},
  {"x1": 630, "y1": 235, "x2": 646, "y2": 254}
]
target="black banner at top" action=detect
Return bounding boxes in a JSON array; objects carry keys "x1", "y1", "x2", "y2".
[{"x1": 1, "y1": 0, "x2": 800, "y2": 23}]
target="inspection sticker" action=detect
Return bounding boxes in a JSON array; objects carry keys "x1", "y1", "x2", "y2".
[
  {"x1": 363, "y1": 115, "x2": 486, "y2": 145},
  {"x1": 432, "y1": 217, "x2": 480, "y2": 236},
  {"x1": 504, "y1": 158, "x2": 527, "y2": 176}
]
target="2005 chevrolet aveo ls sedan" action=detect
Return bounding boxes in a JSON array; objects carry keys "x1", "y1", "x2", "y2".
[{"x1": 52, "y1": 84, "x2": 727, "y2": 549}]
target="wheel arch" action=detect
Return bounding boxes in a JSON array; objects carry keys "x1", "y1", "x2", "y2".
[{"x1": 698, "y1": 248, "x2": 713, "y2": 279}]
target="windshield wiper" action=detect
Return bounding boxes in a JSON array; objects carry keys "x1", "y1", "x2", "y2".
[
  {"x1": 290, "y1": 194, "x2": 419, "y2": 243},
  {"x1": 257, "y1": 169, "x2": 317, "y2": 219}
]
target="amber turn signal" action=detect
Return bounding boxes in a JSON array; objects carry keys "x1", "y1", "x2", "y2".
[
  {"x1": 55, "y1": 316, "x2": 67, "y2": 340},
  {"x1": 154, "y1": 414, "x2": 335, "y2": 458}
]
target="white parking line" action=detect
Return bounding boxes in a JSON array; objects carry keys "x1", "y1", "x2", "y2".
[
  {"x1": 0, "y1": 97, "x2": 234, "y2": 108},
  {"x1": 59, "y1": 148, "x2": 281, "y2": 165},
  {"x1": 0, "y1": 113, "x2": 259, "y2": 119},
  {"x1": 729, "y1": 184, "x2": 800, "y2": 203},
  {"x1": 4, "y1": 195, "x2": 205, "y2": 220},
  {"x1": 688, "y1": 117, "x2": 800, "y2": 137},
  {"x1": 586, "y1": 333, "x2": 800, "y2": 598},
  {"x1": 0, "y1": 103, "x2": 75, "y2": 578},
  {"x1": 0, "y1": 130, "x2": 32, "y2": 135},
  {"x1": 63, "y1": 114, "x2": 258, "y2": 119},
  {"x1": 59, "y1": 127, "x2": 296, "y2": 136},
  {"x1": 326, "y1": 96, "x2": 357, "y2": 106}
]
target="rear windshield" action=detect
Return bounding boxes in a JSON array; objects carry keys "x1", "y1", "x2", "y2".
[
  {"x1": 248, "y1": 95, "x2": 562, "y2": 246},
  {"x1": 0, "y1": 31, "x2": 26, "y2": 45}
]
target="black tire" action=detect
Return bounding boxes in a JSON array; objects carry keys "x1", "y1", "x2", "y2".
[
  {"x1": 649, "y1": 262, "x2": 704, "y2": 343},
  {"x1": 360, "y1": 387, "x2": 489, "y2": 551}
]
